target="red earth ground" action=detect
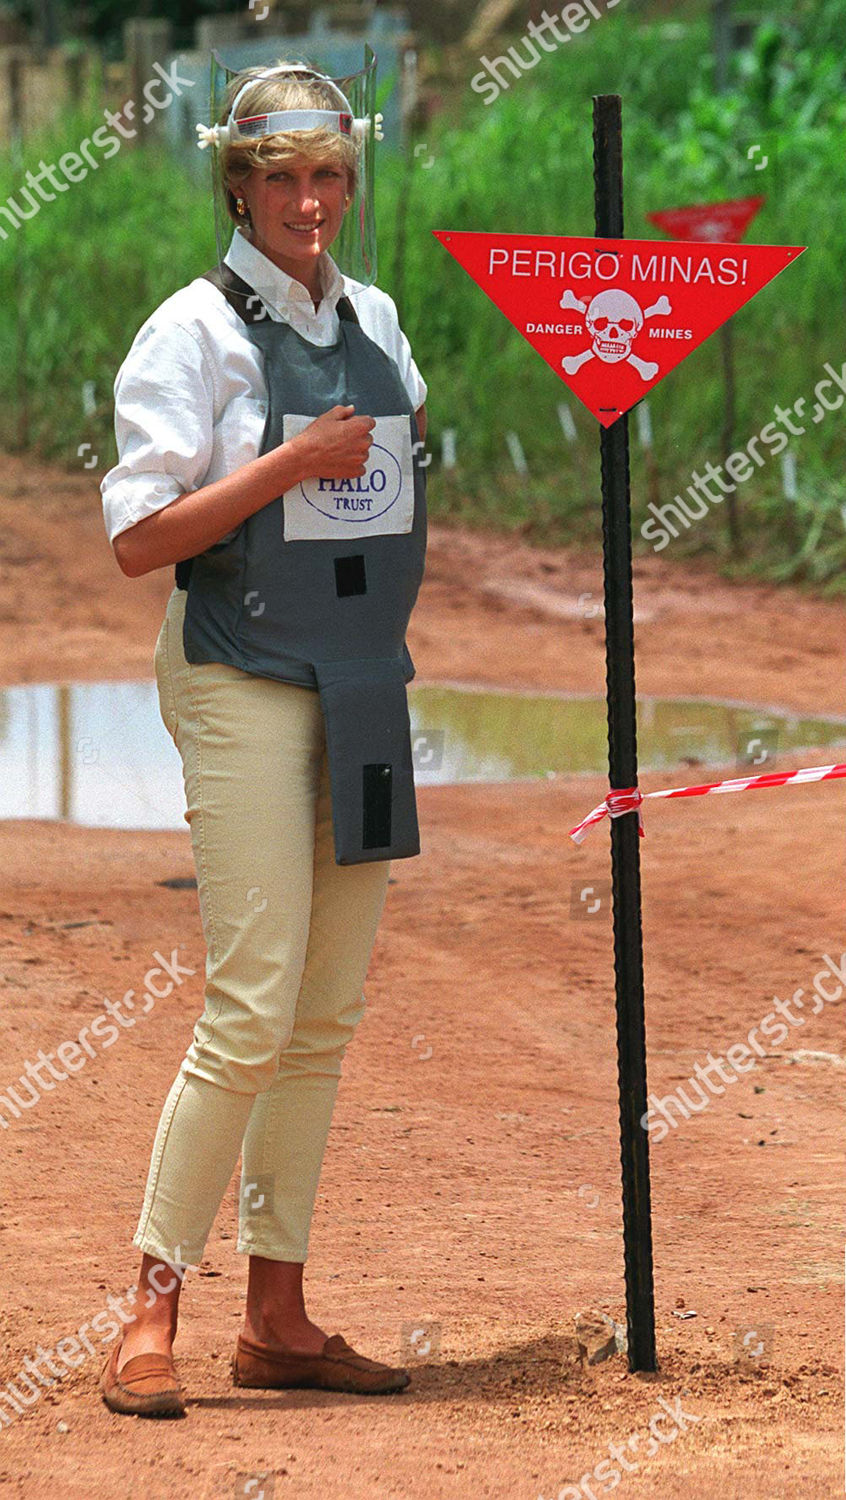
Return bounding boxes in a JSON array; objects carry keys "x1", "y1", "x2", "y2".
[{"x1": 0, "y1": 448, "x2": 843, "y2": 1498}]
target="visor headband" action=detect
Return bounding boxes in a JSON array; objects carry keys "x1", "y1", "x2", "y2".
[{"x1": 197, "y1": 65, "x2": 383, "y2": 150}]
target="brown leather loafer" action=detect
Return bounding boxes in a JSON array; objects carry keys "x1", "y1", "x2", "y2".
[
  {"x1": 232, "y1": 1331, "x2": 411, "y2": 1394},
  {"x1": 99, "y1": 1337, "x2": 186, "y2": 1418}
]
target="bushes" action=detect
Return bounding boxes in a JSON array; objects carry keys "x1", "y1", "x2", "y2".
[
  {"x1": 1, "y1": 0, "x2": 844, "y2": 583},
  {"x1": 383, "y1": 7, "x2": 846, "y2": 581}
]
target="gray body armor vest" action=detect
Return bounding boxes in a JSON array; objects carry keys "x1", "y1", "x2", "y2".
[{"x1": 175, "y1": 264, "x2": 427, "y2": 866}]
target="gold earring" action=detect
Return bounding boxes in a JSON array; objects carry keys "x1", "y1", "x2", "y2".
[{"x1": 236, "y1": 197, "x2": 247, "y2": 217}]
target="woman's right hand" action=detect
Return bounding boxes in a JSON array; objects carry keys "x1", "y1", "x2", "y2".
[
  {"x1": 112, "y1": 408, "x2": 375, "y2": 579},
  {"x1": 290, "y1": 405, "x2": 376, "y2": 480}
]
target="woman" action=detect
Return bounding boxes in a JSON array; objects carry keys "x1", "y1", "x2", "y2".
[{"x1": 98, "y1": 57, "x2": 428, "y2": 1418}]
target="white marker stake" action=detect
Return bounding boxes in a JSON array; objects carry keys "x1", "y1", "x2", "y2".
[
  {"x1": 781, "y1": 449, "x2": 798, "y2": 502},
  {"x1": 505, "y1": 431, "x2": 528, "y2": 476},
  {"x1": 441, "y1": 428, "x2": 457, "y2": 470},
  {"x1": 635, "y1": 400, "x2": 653, "y2": 451},
  {"x1": 81, "y1": 380, "x2": 96, "y2": 417},
  {"x1": 557, "y1": 402, "x2": 577, "y2": 443}
]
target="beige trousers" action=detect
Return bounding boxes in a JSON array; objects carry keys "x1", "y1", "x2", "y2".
[{"x1": 133, "y1": 587, "x2": 390, "y2": 1267}]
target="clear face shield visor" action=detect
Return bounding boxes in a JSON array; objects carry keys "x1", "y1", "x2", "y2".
[{"x1": 199, "y1": 47, "x2": 379, "y2": 295}]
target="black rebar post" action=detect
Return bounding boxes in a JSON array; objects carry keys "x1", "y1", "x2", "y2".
[{"x1": 592, "y1": 93, "x2": 657, "y2": 1374}]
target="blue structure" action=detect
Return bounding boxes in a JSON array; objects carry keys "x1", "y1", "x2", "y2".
[{"x1": 164, "y1": 7, "x2": 409, "y2": 176}]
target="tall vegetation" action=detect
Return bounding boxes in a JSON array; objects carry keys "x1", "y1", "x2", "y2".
[{"x1": 1, "y1": 1, "x2": 844, "y2": 582}]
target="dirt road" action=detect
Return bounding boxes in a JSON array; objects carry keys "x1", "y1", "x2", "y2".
[{"x1": 0, "y1": 450, "x2": 842, "y2": 1497}]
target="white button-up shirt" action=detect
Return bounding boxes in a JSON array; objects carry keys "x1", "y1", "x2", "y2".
[{"x1": 100, "y1": 228, "x2": 428, "y2": 544}]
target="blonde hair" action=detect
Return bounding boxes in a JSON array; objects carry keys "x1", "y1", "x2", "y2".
[{"x1": 220, "y1": 60, "x2": 360, "y2": 225}]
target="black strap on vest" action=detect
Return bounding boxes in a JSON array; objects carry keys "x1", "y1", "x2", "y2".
[
  {"x1": 174, "y1": 263, "x2": 360, "y2": 591},
  {"x1": 201, "y1": 261, "x2": 360, "y2": 327}
]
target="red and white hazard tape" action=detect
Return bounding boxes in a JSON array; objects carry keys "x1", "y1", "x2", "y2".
[{"x1": 569, "y1": 763, "x2": 846, "y2": 844}]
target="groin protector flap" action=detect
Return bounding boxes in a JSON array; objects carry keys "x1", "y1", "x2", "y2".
[{"x1": 313, "y1": 658, "x2": 420, "y2": 865}]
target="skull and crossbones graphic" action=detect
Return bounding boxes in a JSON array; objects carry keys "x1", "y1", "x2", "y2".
[{"x1": 560, "y1": 288, "x2": 672, "y2": 380}]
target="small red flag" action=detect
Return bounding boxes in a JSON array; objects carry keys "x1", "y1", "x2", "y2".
[{"x1": 647, "y1": 195, "x2": 765, "y2": 243}]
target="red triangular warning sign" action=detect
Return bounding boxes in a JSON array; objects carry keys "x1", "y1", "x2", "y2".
[
  {"x1": 432, "y1": 231, "x2": 804, "y2": 427},
  {"x1": 647, "y1": 196, "x2": 765, "y2": 243}
]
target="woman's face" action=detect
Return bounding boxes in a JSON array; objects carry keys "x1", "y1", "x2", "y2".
[{"x1": 233, "y1": 151, "x2": 351, "y2": 280}]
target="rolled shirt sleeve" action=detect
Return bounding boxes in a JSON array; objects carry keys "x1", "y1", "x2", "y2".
[
  {"x1": 100, "y1": 318, "x2": 216, "y2": 544},
  {"x1": 100, "y1": 273, "x2": 426, "y2": 548}
]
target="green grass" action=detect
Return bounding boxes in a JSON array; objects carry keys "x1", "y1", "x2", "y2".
[{"x1": 1, "y1": 3, "x2": 844, "y2": 585}]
